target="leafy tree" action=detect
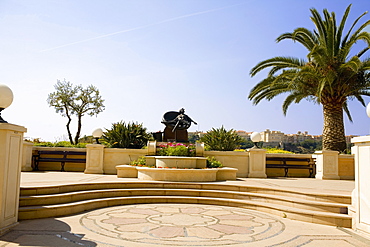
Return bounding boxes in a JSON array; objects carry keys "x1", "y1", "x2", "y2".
[
  {"x1": 249, "y1": 5, "x2": 370, "y2": 152},
  {"x1": 102, "y1": 121, "x2": 152, "y2": 149},
  {"x1": 200, "y1": 126, "x2": 244, "y2": 151},
  {"x1": 47, "y1": 79, "x2": 105, "y2": 145}
]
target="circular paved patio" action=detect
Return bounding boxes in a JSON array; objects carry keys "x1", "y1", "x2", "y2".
[{"x1": 2, "y1": 203, "x2": 370, "y2": 247}]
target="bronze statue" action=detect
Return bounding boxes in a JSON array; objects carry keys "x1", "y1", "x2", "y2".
[{"x1": 161, "y1": 108, "x2": 197, "y2": 142}]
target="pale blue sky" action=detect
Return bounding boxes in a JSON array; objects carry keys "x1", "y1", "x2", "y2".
[{"x1": 1, "y1": 0, "x2": 369, "y2": 141}]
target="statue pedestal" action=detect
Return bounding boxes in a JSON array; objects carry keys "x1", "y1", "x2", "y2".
[{"x1": 163, "y1": 127, "x2": 188, "y2": 142}]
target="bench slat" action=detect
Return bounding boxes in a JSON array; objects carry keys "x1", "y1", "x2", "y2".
[
  {"x1": 33, "y1": 150, "x2": 86, "y2": 172},
  {"x1": 266, "y1": 157, "x2": 315, "y2": 178}
]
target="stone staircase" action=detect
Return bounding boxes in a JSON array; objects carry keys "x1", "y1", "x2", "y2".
[{"x1": 19, "y1": 181, "x2": 352, "y2": 227}]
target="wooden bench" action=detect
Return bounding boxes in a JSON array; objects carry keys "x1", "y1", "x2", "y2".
[
  {"x1": 33, "y1": 150, "x2": 86, "y2": 172},
  {"x1": 266, "y1": 157, "x2": 316, "y2": 177}
]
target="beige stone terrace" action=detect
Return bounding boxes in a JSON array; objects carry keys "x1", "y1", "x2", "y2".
[
  {"x1": 0, "y1": 172, "x2": 370, "y2": 247},
  {"x1": 2, "y1": 172, "x2": 368, "y2": 247}
]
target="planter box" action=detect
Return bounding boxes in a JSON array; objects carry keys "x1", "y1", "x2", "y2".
[
  {"x1": 116, "y1": 165, "x2": 138, "y2": 178},
  {"x1": 204, "y1": 151, "x2": 249, "y2": 177},
  {"x1": 154, "y1": 156, "x2": 207, "y2": 169},
  {"x1": 216, "y1": 167, "x2": 237, "y2": 181},
  {"x1": 137, "y1": 167, "x2": 218, "y2": 182}
]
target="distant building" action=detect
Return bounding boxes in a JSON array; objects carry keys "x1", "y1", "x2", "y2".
[
  {"x1": 236, "y1": 130, "x2": 252, "y2": 140},
  {"x1": 260, "y1": 129, "x2": 285, "y2": 143}
]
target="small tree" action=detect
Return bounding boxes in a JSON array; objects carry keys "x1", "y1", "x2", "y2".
[{"x1": 47, "y1": 79, "x2": 105, "y2": 145}]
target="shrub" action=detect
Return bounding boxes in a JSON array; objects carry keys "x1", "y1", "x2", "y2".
[
  {"x1": 103, "y1": 121, "x2": 152, "y2": 149},
  {"x1": 200, "y1": 126, "x2": 244, "y2": 151},
  {"x1": 54, "y1": 141, "x2": 74, "y2": 147},
  {"x1": 206, "y1": 156, "x2": 223, "y2": 168},
  {"x1": 33, "y1": 141, "x2": 87, "y2": 148},
  {"x1": 130, "y1": 156, "x2": 154, "y2": 167}
]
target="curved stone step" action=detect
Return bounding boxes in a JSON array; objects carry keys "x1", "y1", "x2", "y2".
[
  {"x1": 18, "y1": 196, "x2": 351, "y2": 227},
  {"x1": 19, "y1": 188, "x2": 349, "y2": 214},
  {"x1": 20, "y1": 182, "x2": 351, "y2": 204}
]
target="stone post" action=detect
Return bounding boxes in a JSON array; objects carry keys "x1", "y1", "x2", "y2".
[
  {"x1": 84, "y1": 144, "x2": 104, "y2": 174},
  {"x1": 351, "y1": 136, "x2": 370, "y2": 234},
  {"x1": 0, "y1": 123, "x2": 27, "y2": 235},
  {"x1": 21, "y1": 141, "x2": 34, "y2": 172},
  {"x1": 247, "y1": 148, "x2": 267, "y2": 178},
  {"x1": 147, "y1": 141, "x2": 156, "y2": 156},
  {"x1": 196, "y1": 142, "x2": 204, "y2": 157},
  {"x1": 313, "y1": 150, "x2": 340, "y2": 180}
]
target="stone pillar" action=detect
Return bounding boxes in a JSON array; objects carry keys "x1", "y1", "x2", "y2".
[
  {"x1": 0, "y1": 123, "x2": 27, "y2": 235},
  {"x1": 84, "y1": 144, "x2": 104, "y2": 174},
  {"x1": 196, "y1": 142, "x2": 204, "y2": 157},
  {"x1": 21, "y1": 141, "x2": 34, "y2": 172},
  {"x1": 313, "y1": 150, "x2": 340, "y2": 180},
  {"x1": 247, "y1": 148, "x2": 267, "y2": 178},
  {"x1": 147, "y1": 141, "x2": 156, "y2": 156},
  {"x1": 351, "y1": 136, "x2": 370, "y2": 234}
]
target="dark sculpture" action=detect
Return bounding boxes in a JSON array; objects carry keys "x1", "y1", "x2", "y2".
[{"x1": 161, "y1": 108, "x2": 197, "y2": 142}]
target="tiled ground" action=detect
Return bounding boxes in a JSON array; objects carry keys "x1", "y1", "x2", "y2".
[
  {"x1": 1, "y1": 203, "x2": 370, "y2": 247},
  {"x1": 0, "y1": 172, "x2": 369, "y2": 246}
]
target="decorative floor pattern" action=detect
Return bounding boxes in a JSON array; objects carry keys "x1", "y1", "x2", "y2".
[
  {"x1": 2, "y1": 203, "x2": 370, "y2": 246},
  {"x1": 80, "y1": 204, "x2": 285, "y2": 246}
]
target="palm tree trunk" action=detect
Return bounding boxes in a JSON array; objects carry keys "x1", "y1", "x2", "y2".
[{"x1": 322, "y1": 102, "x2": 347, "y2": 152}]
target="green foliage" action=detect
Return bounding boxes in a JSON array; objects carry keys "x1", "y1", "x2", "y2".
[
  {"x1": 34, "y1": 142, "x2": 55, "y2": 147},
  {"x1": 54, "y1": 141, "x2": 74, "y2": 147},
  {"x1": 206, "y1": 156, "x2": 223, "y2": 168},
  {"x1": 157, "y1": 143, "x2": 195, "y2": 157},
  {"x1": 239, "y1": 139, "x2": 255, "y2": 149},
  {"x1": 130, "y1": 156, "x2": 154, "y2": 167},
  {"x1": 33, "y1": 141, "x2": 87, "y2": 148},
  {"x1": 284, "y1": 140, "x2": 322, "y2": 154},
  {"x1": 47, "y1": 79, "x2": 105, "y2": 145},
  {"x1": 78, "y1": 135, "x2": 95, "y2": 144},
  {"x1": 103, "y1": 121, "x2": 152, "y2": 149},
  {"x1": 200, "y1": 126, "x2": 244, "y2": 151}
]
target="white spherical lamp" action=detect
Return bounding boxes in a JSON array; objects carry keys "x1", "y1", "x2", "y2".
[
  {"x1": 0, "y1": 84, "x2": 14, "y2": 123},
  {"x1": 250, "y1": 131, "x2": 262, "y2": 148},
  {"x1": 366, "y1": 102, "x2": 370, "y2": 118},
  {"x1": 92, "y1": 128, "x2": 103, "y2": 144}
]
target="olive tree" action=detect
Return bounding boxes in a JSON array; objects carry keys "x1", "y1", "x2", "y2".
[{"x1": 47, "y1": 79, "x2": 105, "y2": 145}]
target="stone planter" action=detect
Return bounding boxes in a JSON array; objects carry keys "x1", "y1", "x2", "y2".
[
  {"x1": 116, "y1": 165, "x2": 138, "y2": 178},
  {"x1": 216, "y1": 167, "x2": 237, "y2": 181},
  {"x1": 137, "y1": 167, "x2": 218, "y2": 182},
  {"x1": 154, "y1": 156, "x2": 207, "y2": 169}
]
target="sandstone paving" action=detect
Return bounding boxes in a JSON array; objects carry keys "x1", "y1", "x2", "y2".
[
  {"x1": 0, "y1": 172, "x2": 368, "y2": 246},
  {"x1": 1, "y1": 203, "x2": 370, "y2": 247}
]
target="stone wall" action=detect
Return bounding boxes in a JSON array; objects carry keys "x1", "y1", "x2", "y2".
[{"x1": 25, "y1": 145, "x2": 355, "y2": 180}]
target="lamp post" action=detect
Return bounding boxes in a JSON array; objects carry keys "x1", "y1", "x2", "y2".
[
  {"x1": 250, "y1": 131, "x2": 262, "y2": 148},
  {"x1": 92, "y1": 128, "x2": 103, "y2": 144},
  {"x1": 0, "y1": 84, "x2": 13, "y2": 123}
]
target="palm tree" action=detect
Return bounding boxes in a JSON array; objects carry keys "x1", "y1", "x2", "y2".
[{"x1": 249, "y1": 4, "x2": 370, "y2": 152}]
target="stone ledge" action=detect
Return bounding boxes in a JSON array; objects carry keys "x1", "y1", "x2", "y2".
[
  {"x1": 116, "y1": 165, "x2": 138, "y2": 178},
  {"x1": 116, "y1": 166, "x2": 237, "y2": 182}
]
